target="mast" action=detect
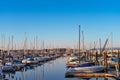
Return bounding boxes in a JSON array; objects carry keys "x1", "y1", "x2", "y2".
[
  {"x1": 2, "y1": 34, "x2": 5, "y2": 65},
  {"x1": 78, "y1": 25, "x2": 81, "y2": 63},
  {"x1": 82, "y1": 31, "x2": 86, "y2": 60},
  {"x1": 1, "y1": 34, "x2": 4, "y2": 64},
  {"x1": 11, "y1": 35, "x2": 14, "y2": 56},
  {"x1": 34, "y1": 36, "x2": 35, "y2": 54},
  {"x1": 82, "y1": 31, "x2": 84, "y2": 51},
  {"x1": 23, "y1": 32, "x2": 27, "y2": 58},
  {"x1": 1, "y1": 35, "x2": 3, "y2": 57},
  {"x1": 89, "y1": 42, "x2": 92, "y2": 60},
  {"x1": 11, "y1": 35, "x2": 14, "y2": 50},
  {"x1": 8, "y1": 37, "x2": 10, "y2": 62},
  {"x1": 36, "y1": 36, "x2": 38, "y2": 50},
  {"x1": 111, "y1": 32, "x2": 113, "y2": 56},
  {"x1": 33, "y1": 36, "x2": 37, "y2": 54},
  {"x1": 42, "y1": 40, "x2": 44, "y2": 56},
  {"x1": 99, "y1": 38, "x2": 101, "y2": 56},
  {"x1": 36, "y1": 36, "x2": 37, "y2": 53}
]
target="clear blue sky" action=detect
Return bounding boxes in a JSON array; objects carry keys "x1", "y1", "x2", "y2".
[{"x1": 0, "y1": 0, "x2": 120, "y2": 49}]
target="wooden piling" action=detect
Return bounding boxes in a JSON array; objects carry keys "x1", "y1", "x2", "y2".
[
  {"x1": 103, "y1": 51, "x2": 107, "y2": 73},
  {"x1": 104, "y1": 78, "x2": 108, "y2": 80},
  {"x1": 95, "y1": 51, "x2": 99, "y2": 65},
  {"x1": 117, "y1": 50, "x2": 120, "y2": 71}
]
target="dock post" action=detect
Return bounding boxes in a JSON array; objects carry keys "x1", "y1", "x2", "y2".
[
  {"x1": 90, "y1": 50, "x2": 92, "y2": 61},
  {"x1": 115, "y1": 65, "x2": 119, "y2": 77},
  {"x1": 95, "y1": 51, "x2": 98, "y2": 65},
  {"x1": 104, "y1": 51, "x2": 107, "y2": 73},
  {"x1": 104, "y1": 78, "x2": 108, "y2": 80},
  {"x1": 85, "y1": 52, "x2": 87, "y2": 62},
  {"x1": 117, "y1": 50, "x2": 120, "y2": 71},
  {"x1": 116, "y1": 49, "x2": 120, "y2": 77}
]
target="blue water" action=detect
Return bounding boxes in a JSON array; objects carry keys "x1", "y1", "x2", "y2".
[{"x1": 4, "y1": 57, "x2": 115, "y2": 80}]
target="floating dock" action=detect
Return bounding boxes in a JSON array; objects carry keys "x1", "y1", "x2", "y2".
[{"x1": 65, "y1": 71, "x2": 120, "y2": 79}]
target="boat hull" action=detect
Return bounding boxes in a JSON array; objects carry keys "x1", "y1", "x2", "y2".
[{"x1": 67, "y1": 66, "x2": 105, "y2": 73}]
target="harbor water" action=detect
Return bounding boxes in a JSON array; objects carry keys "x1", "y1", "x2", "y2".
[{"x1": 4, "y1": 57, "x2": 115, "y2": 80}]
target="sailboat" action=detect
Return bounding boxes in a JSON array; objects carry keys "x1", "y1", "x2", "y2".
[
  {"x1": 67, "y1": 26, "x2": 95, "y2": 68},
  {"x1": 22, "y1": 35, "x2": 38, "y2": 65},
  {"x1": 1, "y1": 36, "x2": 15, "y2": 72},
  {"x1": 67, "y1": 65, "x2": 105, "y2": 73},
  {"x1": 66, "y1": 25, "x2": 106, "y2": 73}
]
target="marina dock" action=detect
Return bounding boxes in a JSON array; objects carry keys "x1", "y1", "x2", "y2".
[{"x1": 66, "y1": 68, "x2": 120, "y2": 79}]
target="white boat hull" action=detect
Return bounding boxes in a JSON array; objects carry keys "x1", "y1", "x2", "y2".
[
  {"x1": 2, "y1": 66, "x2": 15, "y2": 72},
  {"x1": 67, "y1": 66, "x2": 105, "y2": 73}
]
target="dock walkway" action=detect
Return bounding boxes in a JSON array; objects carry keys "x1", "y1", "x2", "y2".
[{"x1": 65, "y1": 69, "x2": 120, "y2": 79}]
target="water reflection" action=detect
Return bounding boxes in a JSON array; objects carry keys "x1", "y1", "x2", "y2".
[{"x1": 2, "y1": 57, "x2": 115, "y2": 80}]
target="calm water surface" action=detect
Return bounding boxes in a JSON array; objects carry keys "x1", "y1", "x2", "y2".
[{"x1": 4, "y1": 57, "x2": 115, "y2": 80}]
